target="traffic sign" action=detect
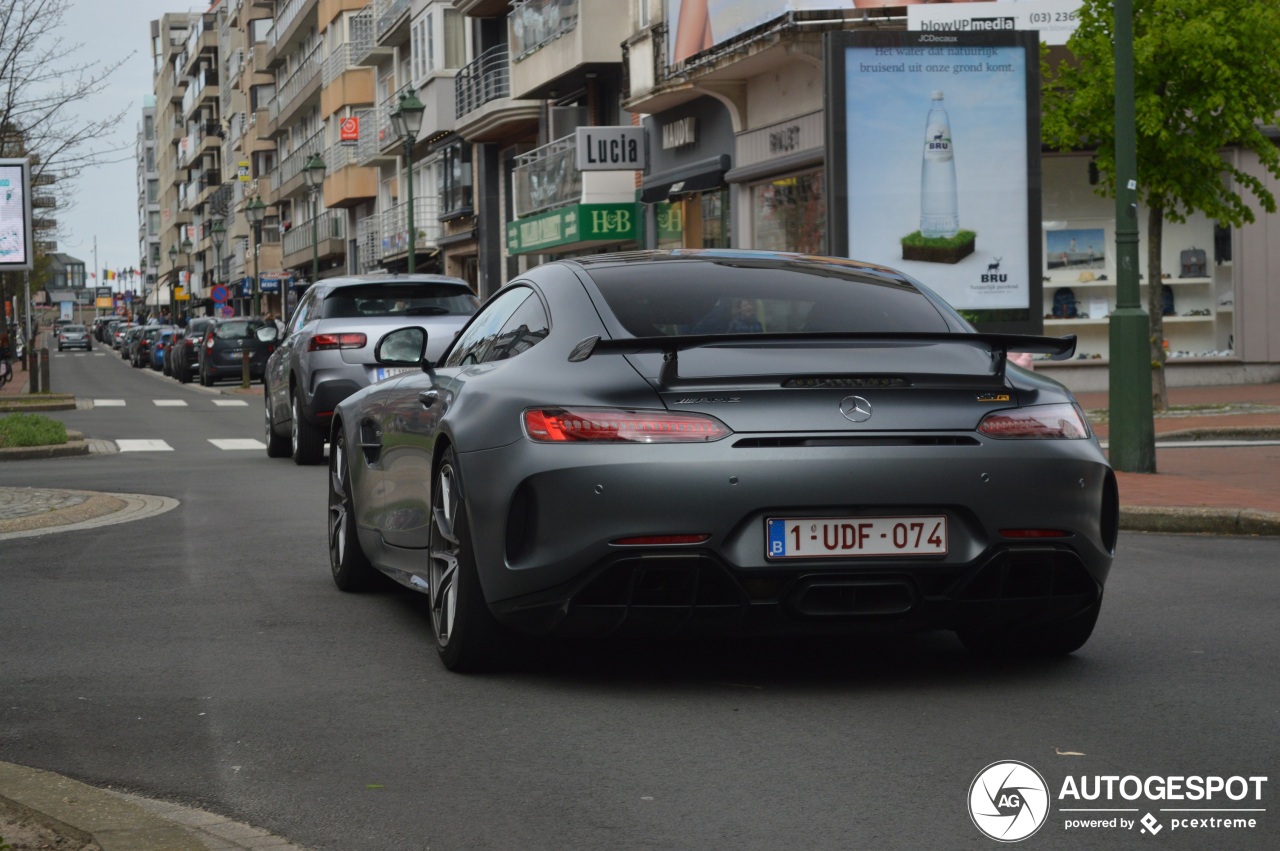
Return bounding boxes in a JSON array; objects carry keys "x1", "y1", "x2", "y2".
[
  {"x1": 210, "y1": 285, "x2": 229, "y2": 302},
  {"x1": 220, "y1": 305, "x2": 235, "y2": 318},
  {"x1": 114, "y1": 305, "x2": 126, "y2": 316}
]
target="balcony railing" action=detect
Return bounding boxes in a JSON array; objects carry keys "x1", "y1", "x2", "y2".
[
  {"x1": 513, "y1": 134, "x2": 581, "y2": 217},
  {"x1": 357, "y1": 89, "x2": 407, "y2": 164},
  {"x1": 268, "y1": 0, "x2": 311, "y2": 51},
  {"x1": 510, "y1": 0, "x2": 579, "y2": 61},
  {"x1": 268, "y1": 41, "x2": 322, "y2": 124},
  {"x1": 324, "y1": 139, "x2": 362, "y2": 172},
  {"x1": 350, "y1": 8, "x2": 376, "y2": 66},
  {"x1": 380, "y1": 196, "x2": 440, "y2": 257},
  {"x1": 456, "y1": 45, "x2": 511, "y2": 119},
  {"x1": 356, "y1": 214, "x2": 381, "y2": 272},
  {"x1": 271, "y1": 127, "x2": 326, "y2": 191},
  {"x1": 322, "y1": 43, "x2": 361, "y2": 86},
  {"x1": 375, "y1": 0, "x2": 411, "y2": 42},
  {"x1": 283, "y1": 210, "x2": 345, "y2": 257}
]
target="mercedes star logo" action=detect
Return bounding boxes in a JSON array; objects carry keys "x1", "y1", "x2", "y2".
[{"x1": 840, "y1": 395, "x2": 873, "y2": 423}]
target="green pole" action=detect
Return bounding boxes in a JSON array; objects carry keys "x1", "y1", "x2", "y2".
[
  {"x1": 311, "y1": 194, "x2": 320, "y2": 286},
  {"x1": 1107, "y1": 0, "x2": 1155, "y2": 472},
  {"x1": 405, "y1": 138, "x2": 416, "y2": 274}
]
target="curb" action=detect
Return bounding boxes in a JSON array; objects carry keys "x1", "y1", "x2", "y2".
[
  {"x1": 0, "y1": 394, "x2": 77, "y2": 414},
  {"x1": 1120, "y1": 506, "x2": 1280, "y2": 536},
  {"x1": 0, "y1": 762, "x2": 203, "y2": 851},
  {"x1": 0, "y1": 430, "x2": 89, "y2": 462}
]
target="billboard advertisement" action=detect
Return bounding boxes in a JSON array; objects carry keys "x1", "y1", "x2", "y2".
[
  {"x1": 665, "y1": 1, "x2": 1003, "y2": 64},
  {"x1": 0, "y1": 158, "x2": 35, "y2": 272},
  {"x1": 824, "y1": 29, "x2": 1042, "y2": 330}
]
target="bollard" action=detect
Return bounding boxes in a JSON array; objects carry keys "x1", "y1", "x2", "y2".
[
  {"x1": 242, "y1": 350, "x2": 250, "y2": 389},
  {"x1": 28, "y1": 348, "x2": 40, "y2": 392},
  {"x1": 38, "y1": 347, "x2": 50, "y2": 394}
]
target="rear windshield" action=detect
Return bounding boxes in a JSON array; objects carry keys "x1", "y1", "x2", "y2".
[
  {"x1": 588, "y1": 259, "x2": 950, "y2": 337},
  {"x1": 214, "y1": 319, "x2": 266, "y2": 340},
  {"x1": 62, "y1": 325, "x2": 86, "y2": 333},
  {"x1": 320, "y1": 283, "x2": 479, "y2": 319}
]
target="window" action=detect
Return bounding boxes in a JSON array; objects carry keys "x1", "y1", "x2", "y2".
[
  {"x1": 319, "y1": 283, "x2": 479, "y2": 320},
  {"x1": 147, "y1": 180, "x2": 159, "y2": 204},
  {"x1": 440, "y1": 142, "x2": 472, "y2": 215},
  {"x1": 145, "y1": 148, "x2": 156, "y2": 171},
  {"x1": 148, "y1": 211, "x2": 160, "y2": 235},
  {"x1": 751, "y1": 170, "x2": 826, "y2": 255},
  {"x1": 443, "y1": 286, "x2": 534, "y2": 367},
  {"x1": 144, "y1": 115, "x2": 155, "y2": 141}
]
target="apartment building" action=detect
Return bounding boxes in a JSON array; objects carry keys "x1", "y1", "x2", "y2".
[
  {"x1": 151, "y1": 12, "x2": 199, "y2": 317},
  {"x1": 135, "y1": 97, "x2": 161, "y2": 300},
  {"x1": 222, "y1": 0, "x2": 282, "y2": 316}
]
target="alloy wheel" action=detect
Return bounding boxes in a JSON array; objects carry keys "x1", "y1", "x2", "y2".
[{"x1": 429, "y1": 463, "x2": 461, "y2": 646}]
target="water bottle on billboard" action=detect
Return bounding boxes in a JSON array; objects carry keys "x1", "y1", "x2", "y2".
[{"x1": 920, "y1": 91, "x2": 959, "y2": 239}]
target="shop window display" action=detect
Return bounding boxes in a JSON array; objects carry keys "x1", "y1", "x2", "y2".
[{"x1": 752, "y1": 170, "x2": 826, "y2": 255}]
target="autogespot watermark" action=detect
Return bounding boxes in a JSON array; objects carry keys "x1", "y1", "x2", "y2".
[{"x1": 969, "y1": 763, "x2": 1268, "y2": 841}]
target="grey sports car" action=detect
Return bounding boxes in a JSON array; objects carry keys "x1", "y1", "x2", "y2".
[{"x1": 329, "y1": 250, "x2": 1118, "y2": 672}]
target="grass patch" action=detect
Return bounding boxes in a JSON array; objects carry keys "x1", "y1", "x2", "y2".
[
  {"x1": 900, "y1": 229, "x2": 978, "y2": 249},
  {"x1": 0, "y1": 413, "x2": 68, "y2": 448}
]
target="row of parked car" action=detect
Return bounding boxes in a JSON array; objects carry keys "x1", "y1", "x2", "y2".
[{"x1": 91, "y1": 315, "x2": 276, "y2": 386}]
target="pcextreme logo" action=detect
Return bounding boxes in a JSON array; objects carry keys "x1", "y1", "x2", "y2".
[
  {"x1": 969, "y1": 762, "x2": 1268, "y2": 841},
  {"x1": 969, "y1": 761, "x2": 1050, "y2": 842}
]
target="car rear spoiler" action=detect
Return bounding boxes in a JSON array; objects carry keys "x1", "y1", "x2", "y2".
[{"x1": 568, "y1": 331, "x2": 1077, "y2": 388}]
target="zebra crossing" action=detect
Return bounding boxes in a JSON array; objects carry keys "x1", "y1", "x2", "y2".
[{"x1": 90, "y1": 398, "x2": 264, "y2": 452}]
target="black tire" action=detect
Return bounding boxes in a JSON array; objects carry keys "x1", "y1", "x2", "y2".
[
  {"x1": 429, "y1": 448, "x2": 508, "y2": 672},
  {"x1": 199, "y1": 364, "x2": 211, "y2": 385},
  {"x1": 290, "y1": 389, "x2": 325, "y2": 465},
  {"x1": 57, "y1": 345, "x2": 63, "y2": 352},
  {"x1": 264, "y1": 386, "x2": 290, "y2": 458},
  {"x1": 177, "y1": 359, "x2": 191, "y2": 383},
  {"x1": 959, "y1": 598, "x2": 1102, "y2": 657},
  {"x1": 328, "y1": 431, "x2": 379, "y2": 591}
]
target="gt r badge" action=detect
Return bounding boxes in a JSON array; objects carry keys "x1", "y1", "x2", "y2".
[
  {"x1": 977, "y1": 393, "x2": 1012, "y2": 402},
  {"x1": 676, "y1": 396, "x2": 741, "y2": 404},
  {"x1": 840, "y1": 395, "x2": 873, "y2": 423}
]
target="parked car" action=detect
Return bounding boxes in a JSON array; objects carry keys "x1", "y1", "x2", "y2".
[
  {"x1": 111, "y1": 323, "x2": 138, "y2": 351},
  {"x1": 91, "y1": 317, "x2": 114, "y2": 342},
  {"x1": 151, "y1": 327, "x2": 178, "y2": 371},
  {"x1": 170, "y1": 317, "x2": 215, "y2": 384},
  {"x1": 130, "y1": 325, "x2": 166, "y2": 368},
  {"x1": 326, "y1": 250, "x2": 1119, "y2": 672},
  {"x1": 196, "y1": 317, "x2": 274, "y2": 385},
  {"x1": 120, "y1": 325, "x2": 147, "y2": 360},
  {"x1": 55, "y1": 324, "x2": 91, "y2": 352},
  {"x1": 262, "y1": 274, "x2": 478, "y2": 464}
]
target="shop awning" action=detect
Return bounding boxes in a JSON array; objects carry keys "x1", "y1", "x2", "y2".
[{"x1": 640, "y1": 155, "x2": 731, "y2": 204}]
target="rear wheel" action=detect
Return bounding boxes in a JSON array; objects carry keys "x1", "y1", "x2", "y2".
[
  {"x1": 290, "y1": 389, "x2": 325, "y2": 465},
  {"x1": 177, "y1": 358, "x2": 191, "y2": 383},
  {"x1": 328, "y1": 431, "x2": 378, "y2": 591},
  {"x1": 959, "y1": 598, "x2": 1102, "y2": 657},
  {"x1": 429, "y1": 449, "x2": 508, "y2": 672}
]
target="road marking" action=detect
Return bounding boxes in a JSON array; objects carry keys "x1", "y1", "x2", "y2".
[
  {"x1": 212, "y1": 399, "x2": 249, "y2": 407},
  {"x1": 208, "y1": 439, "x2": 267, "y2": 450},
  {"x1": 93, "y1": 399, "x2": 126, "y2": 407},
  {"x1": 115, "y1": 439, "x2": 174, "y2": 452},
  {"x1": 153, "y1": 399, "x2": 188, "y2": 407}
]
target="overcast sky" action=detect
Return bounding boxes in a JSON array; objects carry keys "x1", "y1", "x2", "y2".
[{"x1": 52, "y1": 1, "x2": 206, "y2": 288}]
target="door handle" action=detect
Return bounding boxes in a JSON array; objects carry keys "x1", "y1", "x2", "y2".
[{"x1": 419, "y1": 390, "x2": 441, "y2": 408}]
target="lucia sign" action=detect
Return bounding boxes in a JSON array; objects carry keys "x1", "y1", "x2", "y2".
[{"x1": 575, "y1": 127, "x2": 646, "y2": 171}]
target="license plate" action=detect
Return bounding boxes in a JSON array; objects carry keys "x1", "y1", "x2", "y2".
[
  {"x1": 766, "y1": 516, "x2": 948, "y2": 558},
  {"x1": 375, "y1": 366, "x2": 416, "y2": 381}
]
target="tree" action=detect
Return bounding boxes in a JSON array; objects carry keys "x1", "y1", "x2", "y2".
[{"x1": 1041, "y1": 0, "x2": 1280, "y2": 411}]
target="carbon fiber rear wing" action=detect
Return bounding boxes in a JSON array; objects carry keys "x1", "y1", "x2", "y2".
[{"x1": 568, "y1": 331, "x2": 1077, "y2": 388}]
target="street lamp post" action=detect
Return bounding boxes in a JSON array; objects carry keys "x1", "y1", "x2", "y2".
[
  {"x1": 389, "y1": 92, "x2": 426, "y2": 273},
  {"x1": 246, "y1": 195, "x2": 266, "y2": 317},
  {"x1": 303, "y1": 154, "x2": 326, "y2": 293},
  {"x1": 211, "y1": 217, "x2": 225, "y2": 312}
]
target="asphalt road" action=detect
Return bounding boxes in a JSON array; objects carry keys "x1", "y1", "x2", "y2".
[{"x1": 2, "y1": 350, "x2": 1278, "y2": 849}]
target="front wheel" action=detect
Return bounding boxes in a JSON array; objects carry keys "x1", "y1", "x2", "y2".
[
  {"x1": 428, "y1": 449, "x2": 508, "y2": 672},
  {"x1": 958, "y1": 598, "x2": 1102, "y2": 657},
  {"x1": 329, "y1": 431, "x2": 379, "y2": 591}
]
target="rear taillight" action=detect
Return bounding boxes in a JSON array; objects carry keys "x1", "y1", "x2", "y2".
[
  {"x1": 184, "y1": 339, "x2": 194, "y2": 348},
  {"x1": 523, "y1": 408, "x2": 731, "y2": 444},
  {"x1": 978, "y1": 403, "x2": 1090, "y2": 439},
  {"x1": 205, "y1": 336, "x2": 215, "y2": 350},
  {"x1": 308, "y1": 333, "x2": 367, "y2": 351}
]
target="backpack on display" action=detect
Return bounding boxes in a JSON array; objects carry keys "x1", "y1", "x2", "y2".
[
  {"x1": 1052, "y1": 287, "x2": 1079, "y2": 319},
  {"x1": 1180, "y1": 247, "x2": 1207, "y2": 277}
]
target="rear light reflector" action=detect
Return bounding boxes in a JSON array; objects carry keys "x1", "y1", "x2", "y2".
[
  {"x1": 612, "y1": 534, "x2": 711, "y2": 546},
  {"x1": 205, "y1": 336, "x2": 215, "y2": 350},
  {"x1": 978, "y1": 403, "x2": 1089, "y2": 439},
  {"x1": 1000, "y1": 529, "x2": 1071, "y2": 539},
  {"x1": 309, "y1": 333, "x2": 367, "y2": 351},
  {"x1": 524, "y1": 408, "x2": 731, "y2": 443}
]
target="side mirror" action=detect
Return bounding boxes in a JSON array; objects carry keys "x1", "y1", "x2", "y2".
[
  {"x1": 374, "y1": 326, "x2": 428, "y2": 366},
  {"x1": 256, "y1": 325, "x2": 279, "y2": 343}
]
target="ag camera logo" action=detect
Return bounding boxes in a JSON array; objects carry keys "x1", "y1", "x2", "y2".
[{"x1": 969, "y1": 761, "x2": 1050, "y2": 842}]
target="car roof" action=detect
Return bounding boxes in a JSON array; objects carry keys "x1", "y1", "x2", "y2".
[
  {"x1": 310, "y1": 273, "x2": 472, "y2": 293},
  {"x1": 565, "y1": 249, "x2": 911, "y2": 282}
]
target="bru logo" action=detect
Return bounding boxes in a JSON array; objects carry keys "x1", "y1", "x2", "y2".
[
  {"x1": 982, "y1": 257, "x2": 1006, "y2": 284},
  {"x1": 969, "y1": 761, "x2": 1050, "y2": 842}
]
